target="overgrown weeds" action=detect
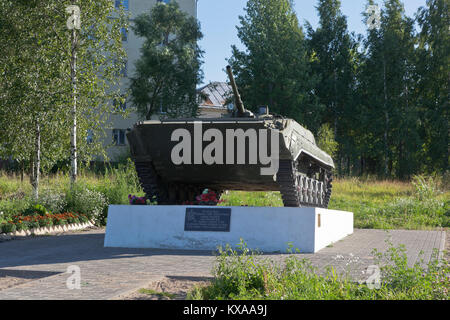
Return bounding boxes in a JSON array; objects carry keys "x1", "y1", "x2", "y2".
[{"x1": 188, "y1": 240, "x2": 449, "y2": 300}]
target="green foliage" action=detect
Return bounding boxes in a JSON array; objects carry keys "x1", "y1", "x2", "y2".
[
  {"x1": 412, "y1": 174, "x2": 440, "y2": 200},
  {"x1": 23, "y1": 204, "x2": 50, "y2": 217},
  {"x1": 0, "y1": 0, "x2": 128, "y2": 197},
  {"x1": 35, "y1": 191, "x2": 67, "y2": 214},
  {"x1": 191, "y1": 240, "x2": 274, "y2": 299},
  {"x1": 356, "y1": 0, "x2": 420, "y2": 178},
  {"x1": 442, "y1": 171, "x2": 450, "y2": 191},
  {"x1": 227, "y1": 0, "x2": 447, "y2": 178},
  {"x1": 65, "y1": 184, "x2": 109, "y2": 225},
  {"x1": 0, "y1": 197, "x2": 32, "y2": 219},
  {"x1": 189, "y1": 240, "x2": 449, "y2": 300},
  {"x1": 372, "y1": 242, "x2": 449, "y2": 299},
  {"x1": 0, "y1": 169, "x2": 448, "y2": 230},
  {"x1": 138, "y1": 288, "x2": 177, "y2": 299},
  {"x1": 219, "y1": 191, "x2": 283, "y2": 207},
  {"x1": 1, "y1": 223, "x2": 16, "y2": 234},
  {"x1": 92, "y1": 159, "x2": 144, "y2": 208},
  {"x1": 228, "y1": 0, "x2": 320, "y2": 128},
  {"x1": 416, "y1": 0, "x2": 449, "y2": 174},
  {"x1": 39, "y1": 216, "x2": 53, "y2": 228},
  {"x1": 130, "y1": 1, "x2": 204, "y2": 119},
  {"x1": 316, "y1": 123, "x2": 339, "y2": 159},
  {"x1": 359, "y1": 197, "x2": 449, "y2": 229},
  {"x1": 219, "y1": 178, "x2": 450, "y2": 230},
  {"x1": 307, "y1": 0, "x2": 358, "y2": 159}
]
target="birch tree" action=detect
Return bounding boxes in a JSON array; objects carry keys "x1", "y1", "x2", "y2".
[{"x1": 0, "y1": 0, "x2": 127, "y2": 197}]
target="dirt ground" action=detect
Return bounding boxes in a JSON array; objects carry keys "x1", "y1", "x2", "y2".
[{"x1": 116, "y1": 276, "x2": 213, "y2": 300}]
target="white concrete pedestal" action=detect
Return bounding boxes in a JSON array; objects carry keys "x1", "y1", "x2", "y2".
[{"x1": 104, "y1": 205, "x2": 353, "y2": 253}]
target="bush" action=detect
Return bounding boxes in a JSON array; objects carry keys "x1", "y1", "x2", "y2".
[
  {"x1": 79, "y1": 214, "x2": 89, "y2": 223},
  {"x1": 372, "y1": 242, "x2": 449, "y2": 299},
  {"x1": 316, "y1": 123, "x2": 338, "y2": 159},
  {"x1": 35, "y1": 191, "x2": 67, "y2": 214},
  {"x1": 65, "y1": 184, "x2": 108, "y2": 224},
  {"x1": 189, "y1": 240, "x2": 449, "y2": 300},
  {"x1": 38, "y1": 216, "x2": 53, "y2": 228},
  {"x1": 0, "y1": 197, "x2": 32, "y2": 217},
  {"x1": 29, "y1": 219, "x2": 40, "y2": 229},
  {"x1": 53, "y1": 218, "x2": 67, "y2": 226},
  {"x1": 23, "y1": 204, "x2": 50, "y2": 217},
  {"x1": 1, "y1": 222, "x2": 16, "y2": 234},
  {"x1": 95, "y1": 159, "x2": 144, "y2": 206},
  {"x1": 412, "y1": 175, "x2": 440, "y2": 200},
  {"x1": 15, "y1": 221, "x2": 27, "y2": 231}
]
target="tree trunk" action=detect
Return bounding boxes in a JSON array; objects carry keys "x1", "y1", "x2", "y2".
[
  {"x1": 70, "y1": 26, "x2": 78, "y2": 184},
  {"x1": 360, "y1": 155, "x2": 364, "y2": 176},
  {"x1": 32, "y1": 120, "x2": 41, "y2": 200},
  {"x1": 383, "y1": 59, "x2": 389, "y2": 177},
  {"x1": 20, "y1": 161, "x2": 24, "y2": 183},
  {"x1": 29, "y1": 153, "x2": 34, "y2": 186},
  {"x1": 333, "y1": 69, "x2": 338, "y2": 138}
]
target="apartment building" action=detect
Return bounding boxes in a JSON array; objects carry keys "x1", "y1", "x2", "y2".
[{"x1": 106, "y1": 0, "x2": 198, "y2": 161}]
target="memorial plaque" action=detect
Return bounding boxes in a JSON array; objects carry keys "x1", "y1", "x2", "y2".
[{"x1": 184, "y1": 208, "x2": 231, "y2": 232}]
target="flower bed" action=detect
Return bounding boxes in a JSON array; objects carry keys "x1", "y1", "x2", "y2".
[
  {"x1": 183, "y1": 189, "x2": 224, "y2": 206},
  {"x1": 128, "y1": 194, "x2": 147, "y2": 205},
  {"x1": 0, "y1": 212, "x2": 90, "y2": 235}
]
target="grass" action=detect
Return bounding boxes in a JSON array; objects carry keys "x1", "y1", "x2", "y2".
[
  {"x1": 0, "y1": 159, "x2": 145, "y2": 226},
  {"x1": 187, "y1": 240, "x2": 449, "y2": 300},
  {"x1": 0, "y1": 166, "x2": 448, "y2": 230},
  {"x1": 1, "y1": 168, "x2": 448, "y2": 300},
  {"x1": 220, "y1": 176, "x2": 450, "y2": 230}
]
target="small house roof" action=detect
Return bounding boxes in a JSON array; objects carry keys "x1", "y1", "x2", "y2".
[{"x1": 197, "y1": 82, "x2": 232, "y2": 108}]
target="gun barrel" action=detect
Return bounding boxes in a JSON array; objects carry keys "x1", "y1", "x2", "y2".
[{"x1": 226, "y1": 66, "x2": 246, "y2": 115}]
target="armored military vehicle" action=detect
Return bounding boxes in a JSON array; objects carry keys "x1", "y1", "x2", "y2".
[{"x1": 127, "y1": 66, "x2": 334, "y2": 208}]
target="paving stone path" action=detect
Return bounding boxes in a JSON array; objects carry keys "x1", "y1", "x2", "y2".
[{"x1": 0, "y1": 228, "x2": 445, "y2": 300}]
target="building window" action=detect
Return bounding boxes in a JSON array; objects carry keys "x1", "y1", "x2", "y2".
[
  {"x1": 157, "y1": 0, "x2": 171, "y2": 4},
  {"x1": 113, "y1": 129, "x2": 126, "y2": 146},
  {"x1": 115, "y1": 0, "x2": 129, "y2": 10},
  {"x1": 121, "y1": 27, "x2": 127, "y2": 42}
]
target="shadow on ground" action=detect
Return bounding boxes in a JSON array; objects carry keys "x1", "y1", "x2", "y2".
[
  {"x1": 0, "y1": 231, "x2": 221, "y2": 269},
  {"x1": 0, "y1": 269, "x2": 61, "y2": 279}
]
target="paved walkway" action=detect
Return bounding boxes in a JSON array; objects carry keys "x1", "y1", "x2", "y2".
[{"x1": 0, "y1": 228, "x2": 446, "y2": 300}]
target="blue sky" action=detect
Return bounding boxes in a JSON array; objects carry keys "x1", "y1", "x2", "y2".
[{"x1": 197, "y1": 0, "x2": 427, "y2": 85}]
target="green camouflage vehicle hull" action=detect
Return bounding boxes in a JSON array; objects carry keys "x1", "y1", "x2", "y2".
[{"x1": 127, "y1": 117, "x2": 334, "y2": 208}]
